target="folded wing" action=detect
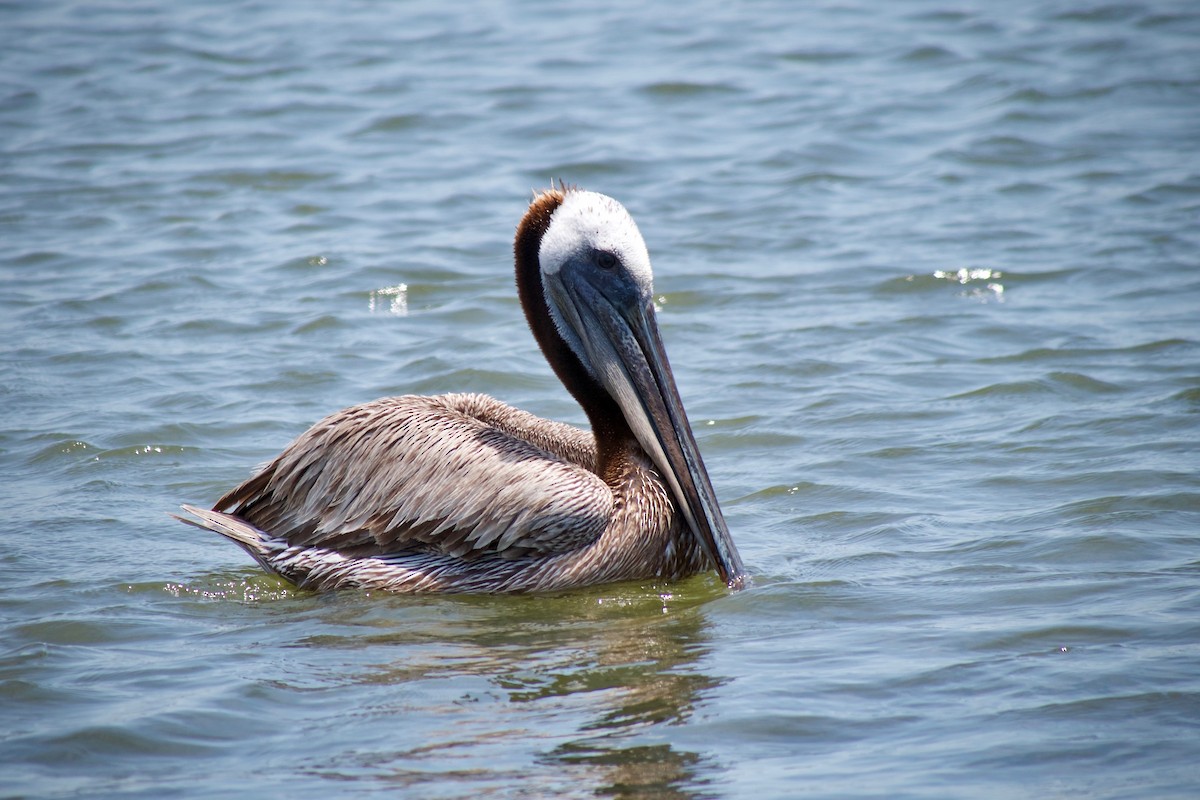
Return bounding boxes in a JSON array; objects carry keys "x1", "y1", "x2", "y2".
[{"x1": 211, "y1": 393, "x2": 609, "y2": 560}]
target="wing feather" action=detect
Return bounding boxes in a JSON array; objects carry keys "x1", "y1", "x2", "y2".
[{"x1": 214, "y1": 393, "x2": 609, "y2": 559}]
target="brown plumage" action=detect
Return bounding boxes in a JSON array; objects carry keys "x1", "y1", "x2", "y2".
[{"x1": 177, "y1": 187, "x2": 747, "y2": 593}]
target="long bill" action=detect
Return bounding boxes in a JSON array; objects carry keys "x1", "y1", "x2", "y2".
[{"x1": 560, "y1": 278, "x2": 749, "y2": 589}]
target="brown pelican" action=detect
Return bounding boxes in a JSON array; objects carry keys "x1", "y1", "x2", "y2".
[{"x1": 176, "y1": 187, "x2": 747, "y2": 593}]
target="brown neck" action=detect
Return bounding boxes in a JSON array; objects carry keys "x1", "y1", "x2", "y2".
[{"x1": 513, "y1": 188, "x2": 634, "y2": 473}]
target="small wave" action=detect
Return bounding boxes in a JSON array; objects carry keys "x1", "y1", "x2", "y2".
[
  {"x1": 948, "y1": 371, "x2": 1124, "y2": 400},
  {"x1": 877, "y1": 267, "x2": 1006, "y2": 301},
  {"x1": 145, "y1": 573, "x2": 302, "y2": 603}
]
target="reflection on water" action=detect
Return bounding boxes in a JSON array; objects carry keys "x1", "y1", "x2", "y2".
[
  {"x1": 200, "y1": 577, "x2": 731, "y2": 797},
  {"x1": 511, "y1": 594, "x2": 721, "y2": 798}
]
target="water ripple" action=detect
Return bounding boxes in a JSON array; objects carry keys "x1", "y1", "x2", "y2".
[{"x1": 3, "y1": 0, "x2": 1198, "y2": 797}]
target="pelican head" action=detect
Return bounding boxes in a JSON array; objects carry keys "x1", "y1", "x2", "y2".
[{"x1": 518, "y1": 188, "x2": 748, "y2": 588}]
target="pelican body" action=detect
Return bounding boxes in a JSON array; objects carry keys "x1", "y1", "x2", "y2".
[{"x1": 177, "y1": 188, "x2": 747, "y2": 593}]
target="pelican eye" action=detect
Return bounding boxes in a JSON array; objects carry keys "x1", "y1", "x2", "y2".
[{"x1": 596, "y1": 251, "x2": 619, "y2": 271}]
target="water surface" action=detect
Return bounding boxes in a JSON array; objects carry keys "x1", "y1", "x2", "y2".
[{"x1": 3, "y1": 1, "x2": 1199, "y2": 797}]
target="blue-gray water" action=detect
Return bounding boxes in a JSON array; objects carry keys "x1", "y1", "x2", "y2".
[{"x1": 3, "y1": 1, "x2": 1199, "y2": 797}]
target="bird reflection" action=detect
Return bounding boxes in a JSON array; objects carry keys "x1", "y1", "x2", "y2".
[{"x1": 282, "y1": 579, "x2": 728, "y2": 797}]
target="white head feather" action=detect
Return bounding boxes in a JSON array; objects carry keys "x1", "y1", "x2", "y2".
[{"x1": 537, "y1": 191, "x2": 653, "y2": 290}]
